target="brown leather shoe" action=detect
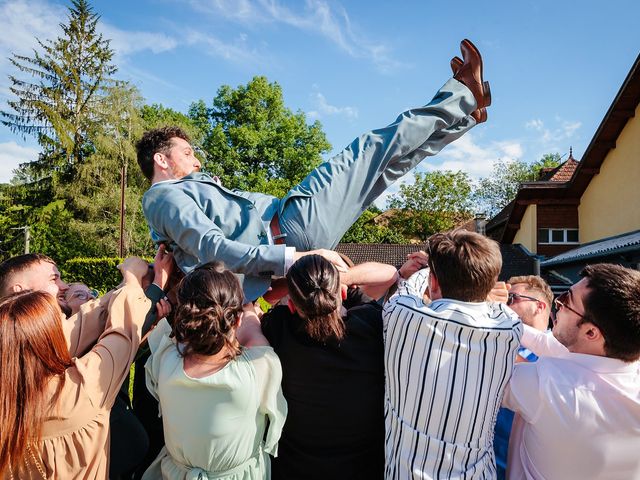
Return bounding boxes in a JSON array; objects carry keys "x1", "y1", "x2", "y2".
[
  {"x1": 454, "y1": 39, "x2": 491, "y2": 109},
  {"x1": 451, "y1": 55, "x2": 487, "y2": 123},
  {"x1": 450, "y1": 56, "x2": 463, "y2": 75},
  {"x1": 471, "y1": 107, "x2": 487, "y2": 123}
]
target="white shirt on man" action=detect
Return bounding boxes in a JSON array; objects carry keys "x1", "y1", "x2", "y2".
[
  {"x1": 382, "y1": 270, "x2": 522, "y2": 479},
  {"x1": 503, "y1": 326, "x2": 640, "y2": 480}
]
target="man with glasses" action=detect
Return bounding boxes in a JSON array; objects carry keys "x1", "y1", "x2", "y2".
[
  {"x1": 506, "y1": 276, "x2": 552, "y2": 344},
  {"x1": 494, "y1": 275, "x2": 553, "y2": 479},
  {"x1": 64, "y1": 282, "x2": 99, "y2": 315},
  {"x1": 503, "y1": 263, "x2": 640, "y2": 480}
]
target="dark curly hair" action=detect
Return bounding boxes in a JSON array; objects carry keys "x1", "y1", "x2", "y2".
[
  {"x1": 172, "y1": 262, "x2": 243, "y2": 359},
  {"x1": 136, "y1": 126, "x2": 191, "y2": 181}
]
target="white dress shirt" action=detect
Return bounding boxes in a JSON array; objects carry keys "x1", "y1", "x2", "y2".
[
  {"x1": 383, "y1": 270, "x2": 522, "y2": 479},
  {"x1": 503, "y1": 326, "x2": 640, "y2": 480}
]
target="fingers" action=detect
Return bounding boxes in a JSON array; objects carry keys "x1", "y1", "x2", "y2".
[
  {"x1": 487, "y1": 281, "x2": 509, "y2": 303},
  {"x1": 156, "y1": 298, "x2": 172, "y2": 319}
]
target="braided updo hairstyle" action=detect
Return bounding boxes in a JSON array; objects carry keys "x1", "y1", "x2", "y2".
[
  {"x1": 286, "y1": 254, "x2": 345, "y2": 342},
  {"x1": 173, "y1": 262, "x2": 243, "y2": 359}
]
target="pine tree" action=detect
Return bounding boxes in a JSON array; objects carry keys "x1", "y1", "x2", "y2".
[{"x1": 1, "y1": 0, "x2": 116, "y2": 180}]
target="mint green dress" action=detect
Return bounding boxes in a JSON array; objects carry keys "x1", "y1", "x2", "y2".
[{"x1": 142, "y1": 319, "x2": 287, "y2": 480}]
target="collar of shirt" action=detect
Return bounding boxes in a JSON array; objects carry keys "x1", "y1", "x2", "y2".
[
  {"x1": 150, "y1": 172, "x2": 221, "y2": 187},
  {"x1": 557, "y1": 351, "x2": 640, "y2": 374}
]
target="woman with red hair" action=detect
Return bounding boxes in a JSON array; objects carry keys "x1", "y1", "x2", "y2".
[{"x1": 0, "y1": 258, "x2": 150, "y2": 479}]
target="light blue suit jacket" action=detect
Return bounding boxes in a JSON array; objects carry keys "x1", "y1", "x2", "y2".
[{"x1": 143, "y1": 172, "x2": 293, "y2": 300}]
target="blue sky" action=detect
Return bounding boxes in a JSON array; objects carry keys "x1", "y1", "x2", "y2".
[{"x1": 1, "y1": 0, "x2": 639, "y2": 205}]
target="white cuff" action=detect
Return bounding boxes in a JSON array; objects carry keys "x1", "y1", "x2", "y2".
[{"x1": 284, "y1": 247, "x2": 296, "y2": 273}]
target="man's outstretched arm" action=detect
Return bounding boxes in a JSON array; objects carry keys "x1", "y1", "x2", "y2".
[{"x1": 146, "y1": 188, "x2": 349, "y2": 279}]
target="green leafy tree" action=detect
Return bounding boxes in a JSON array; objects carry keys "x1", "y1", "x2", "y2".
[
  {"x1": 142, "y1": 103, "x2": 204, "y2": 142},
  {"x1": 64, "y1": 82, "x2": 152, "y2": 257},
  {"x1": 1, "y1": 0, "x2": 116, "y2": 181},
  {"x1": 531, "y1": 153, "x2": 563, "y2": 178},
  {"x1": 340, "y1": 207, "x2": 408, "y2": 244},
  {"x1": 191, "y1": 76, "x2": 331, "y2": 198},
  {"x1": 387, "y1": 170, "x2": 474, "y2": 241},
  {"x1": 473, "y1": 153, "x2": 562, "y2": 216}
]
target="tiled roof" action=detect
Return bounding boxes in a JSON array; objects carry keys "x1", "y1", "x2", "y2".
[
  {"x1": 541, "y1": 229, "x2": 640, "y2": 266},
  {"x1": 336, "y1": 243, "x2": 427, "y2": 268},
  {"x1": 498, "y1": 244, "x2": 538, "y2": 281},
  {"x1": 538, "y1": 156, "x2": 579, "y2": 182},
  {"x1": 336, "y1": 242, "x2": 537, "y2": 280}
]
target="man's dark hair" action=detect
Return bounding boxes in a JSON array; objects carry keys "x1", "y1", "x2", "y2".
[
  {"x1": 136, "y1": 126, "x2": 191, "y2": 181},
  {"x1": 428, "y1": 230, "x2": 502, "y2": 302},
  {"x1": 287, "y1": 254, "x2": 345, "y2": 342},
  {"x1": 580, "y1": 263, "x2": 640, "y2": 362},
  {"x1": 0, "y1": 253, "x2": 56, "y2": 298}
]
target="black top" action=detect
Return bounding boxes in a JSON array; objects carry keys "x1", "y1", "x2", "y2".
[{"x1": 261, "y1": 288, "x2": 385, "y2": 480}]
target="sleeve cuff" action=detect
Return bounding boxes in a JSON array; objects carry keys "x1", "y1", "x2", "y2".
[{"x1": 284, "y1": 246, "x2": 296, "y2": 273}]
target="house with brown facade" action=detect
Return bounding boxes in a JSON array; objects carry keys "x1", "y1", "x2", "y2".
[{"x1": 486, "y1": 53, "x2": 640, "y2": 288}]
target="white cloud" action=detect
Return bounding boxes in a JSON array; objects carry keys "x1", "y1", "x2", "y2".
[
  {"x1": 0, "y1": 0, "x2": 63, "y2": 56},
  {"x1": 0, "y1": 0, "x2": 63, "y2": 105},
  {"x1": 186, "y1": 0, "x2": 403, "y2": 71},
  {"x1": 525, "y1": 118, "x2": 544, "y2": 131},
  {"x1": 308, "y1": 91, "x2": 358, "y2": 120},
  {"x1": 525, "y1": 117, "x2": 581, "y2": 151},
  {"x1": 0, "y1": 0, "x2": 181, "y2": 108},
  {"x1": 429, "y1": 133, "x2": 524, "y2": 179},
  {"x1": 184, "y1": 31, "x2": 263, "y2": 64},
  {"x1": 100, "y1": 25, "x2": 178, "y2": 57},
  {"x1": 372, "y1": 133, "x2": 523, "y2": 208},
  {"x1": 0, "y1": 141, "x2": 39, "y2": 183},
  {"x1": 560, "y1": 120, "x2": 581, "y2": 138}
]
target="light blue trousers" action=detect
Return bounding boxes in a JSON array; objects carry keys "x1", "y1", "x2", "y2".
[{"x1": 278, "y1": 78, "x2": 477, "y2": 250}]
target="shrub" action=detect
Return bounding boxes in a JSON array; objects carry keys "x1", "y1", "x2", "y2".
[{"x1": 60, "y1": 257, "x2": 131, "y2": 294}]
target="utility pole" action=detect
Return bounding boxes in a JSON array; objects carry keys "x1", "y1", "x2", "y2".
[
  {"x1": 24, "y1": 226, "x2": 30, "y2": 254},
  {"x1": 10, "y1": 226, "x2": 30, "y2": 254},
  {"x1": 118, "y1": 163, "x2": 127, "y2": 258}
]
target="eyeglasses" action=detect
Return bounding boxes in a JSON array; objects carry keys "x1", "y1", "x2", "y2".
[
  {"x1": 507, "y1": 292, "x2": 541, "y2": 306},
  {"x1": 68, "y1": 289, "x2": 98, "y2": 301},
  {"x1": 553, "y1": 290, "x2": 585, "y2": 318}
]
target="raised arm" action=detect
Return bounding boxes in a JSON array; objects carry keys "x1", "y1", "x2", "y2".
[
  {"x1": 147, "y1": 188, "x2": 351, "y2": 282},
  {"x1": 75, "y1": 259, "x2": 151, "y2": 409},
  {"x1": 339, "y1": 261, "x2": 399, "y2": 300},
  {"x1": 237, "y1": 302, "x2": 271, "y2": 347},
  {"x1": 521, "y1": 324, "x2": 570, "y2": 358}
]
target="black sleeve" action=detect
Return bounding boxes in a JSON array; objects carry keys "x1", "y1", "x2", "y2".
[
  {"x1": 343, "y1": 287, "x2": 374, "y2": 310},
  {"x1": 260, "y1": 305, "x2": 287, "y2": 349},
  {"x1": 141, "y1": 283, "x2": 165, "y2": 336}
]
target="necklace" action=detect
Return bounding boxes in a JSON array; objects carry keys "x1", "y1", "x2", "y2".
[{"x1": 8, "y1": 444, "x2": 46, "y2": 480}]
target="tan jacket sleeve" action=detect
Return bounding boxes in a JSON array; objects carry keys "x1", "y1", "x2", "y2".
[
  {"x1": 63, "y1": 290, "x2": 116, "y2": 358},
  {"x1": 74, "y1": 284, "x2": 151, "y2": 409}
]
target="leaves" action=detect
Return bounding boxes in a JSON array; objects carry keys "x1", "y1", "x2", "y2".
[
  {"x1": 193, "y1": 76, "x2": 331, "y2": 195},
  {"x1": 0, "y1": 0, "x2": 116, "y2": 174},
  {"x1": 473, "y1": 154, "x2": 562, "y2": 216},
  {"x1": 387, "y1": 170, "x2": 474, "y2": 241}
]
